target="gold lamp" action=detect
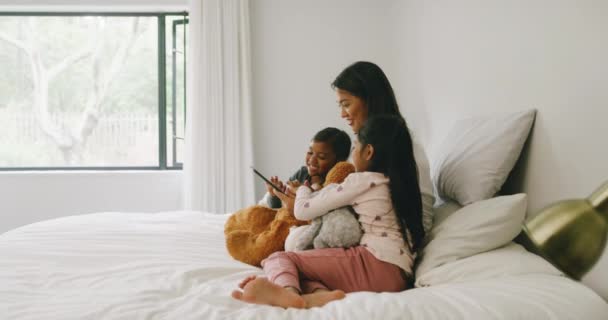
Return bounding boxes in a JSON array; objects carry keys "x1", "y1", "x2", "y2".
[{"x1": 522, "y1": 181, "x2": 608, "y2": 279}]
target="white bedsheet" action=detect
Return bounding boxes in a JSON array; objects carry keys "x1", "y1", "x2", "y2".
[{"x1": 0, "y1": 211, "x2": 606, "y2": 320}]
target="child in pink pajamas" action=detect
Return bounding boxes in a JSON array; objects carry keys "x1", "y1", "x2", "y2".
[{"x1": 232, "y1": 115, "x2": 426, "y2": 309}]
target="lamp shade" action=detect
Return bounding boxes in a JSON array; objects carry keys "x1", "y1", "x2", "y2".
[{"x1": 522, "y1": 181, "x2": 608, "y2": 280}]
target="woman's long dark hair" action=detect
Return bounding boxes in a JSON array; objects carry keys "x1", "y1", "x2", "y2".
[
  {"x1": 358, "y1": 115, "x2": 425, "y2": 251},
  {"x1": 332, "y1": 61, "x2": 403, "y2": 119}
]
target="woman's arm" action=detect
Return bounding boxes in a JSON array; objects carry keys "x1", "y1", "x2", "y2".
[{"x1": 294, "y1": 174, "x2": 369, "y2": 221}]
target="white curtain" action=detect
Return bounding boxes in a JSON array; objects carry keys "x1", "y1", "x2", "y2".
[{"x1": 183, "y1": 0, "x2": 255, "y2": 213}]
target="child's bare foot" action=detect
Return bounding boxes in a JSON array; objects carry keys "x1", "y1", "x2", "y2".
[
  {"x1": 238, "y1": 275, "x2": 257, "y2": 289},
  {"x1": 302, "y1": 289, "x2": 346, "y2": 308},
  {"x1": 231, "y1": 277, "x2": 306, "y2": 309}
]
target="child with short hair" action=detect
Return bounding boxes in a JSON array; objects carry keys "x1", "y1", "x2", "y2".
[{"x1": 257, "y1": 127, "x2": 351, "y2": 208}]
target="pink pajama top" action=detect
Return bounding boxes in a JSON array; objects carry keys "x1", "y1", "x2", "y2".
[{"x1": 294, "y1": 172, "x2": 415, "y2": 276}]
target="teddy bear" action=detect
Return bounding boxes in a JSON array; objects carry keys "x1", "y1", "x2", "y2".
[{"x1": 224, "y1": 161, "x2": 356, "y2": 267}]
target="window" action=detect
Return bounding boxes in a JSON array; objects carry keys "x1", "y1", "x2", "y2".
[{"x1": 0, "y1": 12, "x2": 187, "y2": 170}]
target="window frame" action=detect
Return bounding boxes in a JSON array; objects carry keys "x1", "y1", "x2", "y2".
[
  {"x1": 170, "y1": 17, "x2": 188, "y2": 169},
  {"x1": 0, "y1": 11, "x2": 188, "y2": 171}
]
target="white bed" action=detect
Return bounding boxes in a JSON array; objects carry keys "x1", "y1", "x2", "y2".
[
  {"x1": 2, "y1": 110, "x2": 607, "y2": 319},
  {"x1": 1, "y1": 210, "x2": 606, "y2": 320}
]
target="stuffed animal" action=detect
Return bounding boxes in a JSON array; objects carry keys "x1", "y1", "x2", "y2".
[
  {"x1": 287, "y1": 206, "x2": 362, "y2": 251},
  {"x1": 284, "y1": 162, "x2": 363, "y2": 251},
  {"x1": 224, "y1": 161, "x2": 355, "y2": 267}
]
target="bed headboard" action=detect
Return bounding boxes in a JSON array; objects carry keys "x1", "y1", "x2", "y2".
[{"x1": 393, "y1": 0, "x2": 608, "y2": 300}]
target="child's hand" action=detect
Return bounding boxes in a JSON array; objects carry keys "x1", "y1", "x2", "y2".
[
  {"x1": 310, "y1": 175, "x2": 323, "y2": 186},
  {"x1": 307, "y1": 177, "x2": 323, "y2": 191},
  {"x1": 266, "y1": 176, "x2": 285, "y2": 196},
  {"x1": 286, "y1": 180, "x2": 302, "y2": 194},
  {"x1": 274, "y1": 186, "x2": 295, "y2": 213}
]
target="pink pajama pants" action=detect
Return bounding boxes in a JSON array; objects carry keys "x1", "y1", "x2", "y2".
[{"x1": 260, "y1": 246, "x2": 408, "y2": 294}]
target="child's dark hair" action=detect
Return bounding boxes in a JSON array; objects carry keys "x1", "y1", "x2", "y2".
[
  {"x1": 357, "y1": 115, "x2": 425, "y2": 251},
  {"x1": 313, "y1": 127, "x2": 351, "y2": 161}
]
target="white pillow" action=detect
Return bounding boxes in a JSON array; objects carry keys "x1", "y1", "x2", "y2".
[
  {"x1": 415, "y1": 242, "x2": 562, "y2": 287},
  {"x1": 416, "y1": 194, "x2": 528, "y2": 278},
  {"x1": 432, "y1": 109, "x2": 536, "y2": 206},
  {"x1": 432, "y1": 200, "x2": 462, "y2": 226}
]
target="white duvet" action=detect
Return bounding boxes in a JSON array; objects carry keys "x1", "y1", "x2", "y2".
[{"x1": 0, "y1": 211, "x2": 606, "y2": 320}]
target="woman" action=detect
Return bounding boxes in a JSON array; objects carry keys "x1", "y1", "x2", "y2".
[{"x1": 331, "y1": 61, "x2": 435, "y2": 234}]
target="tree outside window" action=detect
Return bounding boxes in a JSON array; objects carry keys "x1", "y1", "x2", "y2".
[{"x1": 0, "y1": 13, "x2": 186, "y2": 169}]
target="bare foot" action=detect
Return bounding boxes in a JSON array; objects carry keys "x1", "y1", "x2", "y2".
[
  {"x1": 302, "y1": 289, "x2": 346, "y2": 308},
  {"x1": 231, "y1": 277, "x2": 306, "y2": 309},
  {"x1": 238, "y1": 275, "x2": 257, "y2": 289}
]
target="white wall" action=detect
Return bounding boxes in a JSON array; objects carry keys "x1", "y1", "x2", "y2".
[
  {"x1": 0, "y1": 171, "x2": 182, "y2": 233},
  {"x1": 249, "y1": 0, "x2": 402, "y2": 200},
  {"x1": 392, "y1": 0, "x2": 608, "y2": 300}
]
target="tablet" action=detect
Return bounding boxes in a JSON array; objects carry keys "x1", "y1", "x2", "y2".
[{"x1": 250, "y1": 166, "x2": 287, "y2": 195}]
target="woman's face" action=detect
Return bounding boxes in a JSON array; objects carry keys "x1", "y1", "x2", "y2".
[
  {"x1": 305, "y1": 141, "x2": 337, "y2": 177},
  {"x1": 336, "y1": 89, "x2": 368, "y2": 133}
]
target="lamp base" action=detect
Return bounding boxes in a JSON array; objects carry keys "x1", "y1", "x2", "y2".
[{"x1": 581, "y1": 246, "x2": 608, "y2": 302}]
